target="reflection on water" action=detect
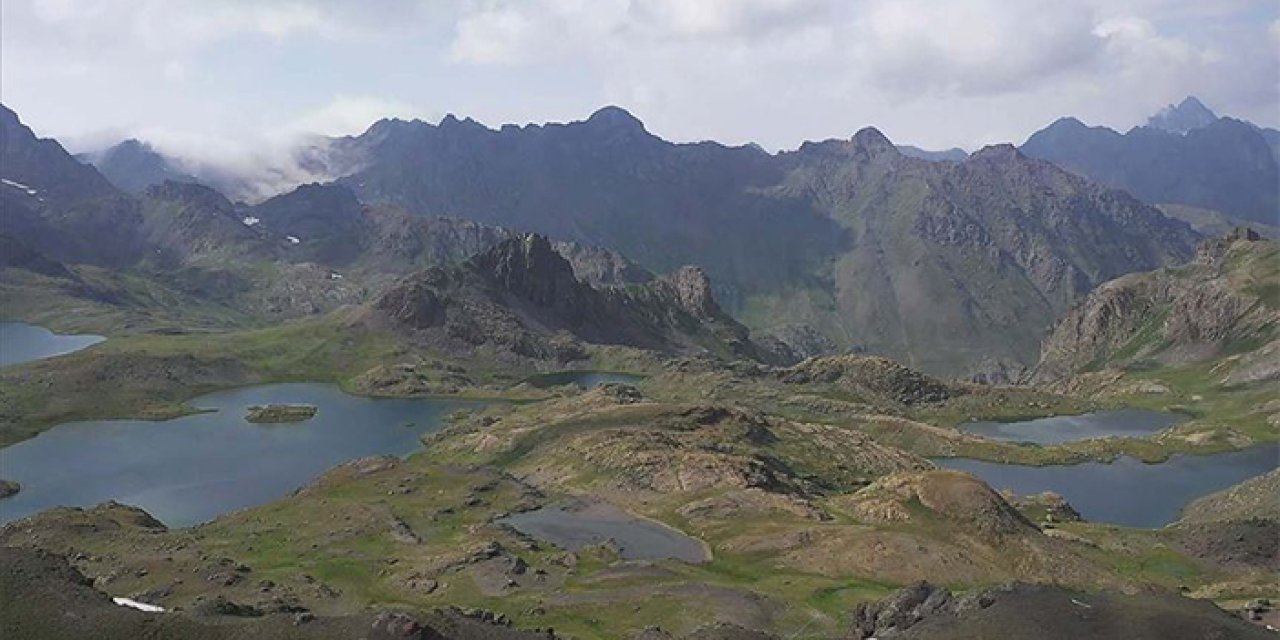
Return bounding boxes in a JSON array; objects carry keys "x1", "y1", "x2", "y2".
[
  {"x1": 936, "y1": 445, "x2": 1279, "y2": 528},
  {"x1": 0, "y1": 383, "x2": 490, "y2": 526}
]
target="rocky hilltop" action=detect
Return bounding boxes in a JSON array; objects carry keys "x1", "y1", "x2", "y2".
[
  {"x1": 1032, "y1": 228, "x2": 1278, "y2": 383},
  {"x1": 371, "y1": 234, "x2": 771, "y2": 364}
]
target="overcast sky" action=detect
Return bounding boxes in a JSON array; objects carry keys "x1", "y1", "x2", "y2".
[{"x1": 3, "y1": 0, "x2": 1277, "y2": 161}]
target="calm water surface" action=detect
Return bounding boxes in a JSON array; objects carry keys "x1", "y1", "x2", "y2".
[
  {"x1": 961, "y1": 408, "x2": 1185, "y2": 445},
  {"x1": 499, "y1": 502, "x2": 708, "y2": 563},
  {"x1": 0, "y1": 383, "x2": 489, "y2": 526},
  {"x1": 937, "y1": 445, "x2": 1279, "y2": 527},
  {"x1": 0, "y1": 322, "x2": 105, "y2": 366}
]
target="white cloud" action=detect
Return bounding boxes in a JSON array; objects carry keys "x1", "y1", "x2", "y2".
[
  {"x1": 3, "y1": 0, "x2": 1276, "y2": 161},
  {"x1": 283, "y1": 95, "x2": 434, "y2": 136}
]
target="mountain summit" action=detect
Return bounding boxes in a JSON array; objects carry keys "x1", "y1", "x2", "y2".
[{"x1": 1146, "y1": 96, "x2": 1218, "y2": 134}]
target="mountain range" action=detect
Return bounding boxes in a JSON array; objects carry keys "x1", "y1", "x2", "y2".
[
  {"x1": 1021, "y1": 97, "x2": 1280, "y2": 225},
  {"x1": 2, "y1": 102, "x2": 1207, "y2": 378}
]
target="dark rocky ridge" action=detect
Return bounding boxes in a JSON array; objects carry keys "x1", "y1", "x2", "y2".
[
  {"x1": 372, "y1": 234, "x2": 773, "y2": 363},
  {"x1": 848, "y1": 581, "x2": 1269, "y2": 639}
]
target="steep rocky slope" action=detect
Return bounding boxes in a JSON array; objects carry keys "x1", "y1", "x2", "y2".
[
  {"x1": 1032, "y1": 229, "x2": 1278, "y2": 382},
  {"x1": 369, "y1": 234, "x2": 770, "y2": 364}
]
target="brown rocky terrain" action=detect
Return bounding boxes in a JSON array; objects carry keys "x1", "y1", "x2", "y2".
[{"x1": 1032, "y1": 229, "x2": 1278, "y2": 382}]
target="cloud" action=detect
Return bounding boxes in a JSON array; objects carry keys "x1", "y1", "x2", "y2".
[
  {"x1": 283, "y1": 95, "x2": 434, "y2": 137},
  {"x1": 852, "y1": 0, "x2": 1105, "y2": 95},
  {"x1": 3, "y1": 0, "x2": 1275, "y2": 165}
]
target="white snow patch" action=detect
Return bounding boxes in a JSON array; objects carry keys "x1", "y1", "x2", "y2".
[
  {"x1": 329, "y1": 272, "x2": 343, "y2": 280},
  {"x1": 286, "y1": 235, "x2": 301, "y2": 245},
  {"x1": 242, "y1": 216, "x2": 260, "y2": 227},
  {"x1": 1, "y1": 178, "x2": 38, "y2": 195},
  {"x1": 112, "y1": 597, "x2": 165, "y2": 613}
]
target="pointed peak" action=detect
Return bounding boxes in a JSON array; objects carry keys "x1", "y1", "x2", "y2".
[
  {"x1": 851, "y1": 127, "x2": 896, "y2": 154},
  {"x1": 1048, "y1": 116, "x2": 1087, "y2": 129},
  {"x1": 1147, "y1": 96, "x2": 1217, "y2": 134},
  {"x1": 586, "y1": 105, "x2": 645, "y2": 131}
]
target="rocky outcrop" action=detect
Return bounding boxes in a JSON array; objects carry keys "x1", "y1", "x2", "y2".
[
  {"x1": 848, "y1": 582, "x2": 1270, "y2": 639},
  {"x1": 372, "y1": 234, "x2": 772, "y2": 363},
  {"x1": 779, "y1": 356, "x2": 956, "y2": 405},
  {"x1": 841, "y1": 471, "x2": 1036, "y2": 536},
  {"x1": 1032, "y1": 232, "x2": 1278, "y2": 382}
]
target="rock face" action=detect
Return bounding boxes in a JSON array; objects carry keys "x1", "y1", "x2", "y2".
[
  {"x1": 372, "y1": 234, "x2": 771, "y2": 363},
  {"x1": 847, "y1": 582, "x2": 1271, "y2": 639},
  {"x1": 325, "y1": 106, "x2": 1198, "y2": 377},
  {"x1": 849, "y1": 582, "x2": 966, "y2": 639},
  {"x1": 1146, "y1": 96, "x2": 1219, "y2": 134},
  {"x1": 1031, "y1": 231, "x2": 1278, "y2": 382}
]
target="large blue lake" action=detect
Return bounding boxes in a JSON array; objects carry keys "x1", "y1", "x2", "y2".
[
  {"x1": 937, "y1": 445, "x2": 1279, "y2": 528},
  {"x1": 0, "y1": 383, "x2": 488, "y2": 527}
]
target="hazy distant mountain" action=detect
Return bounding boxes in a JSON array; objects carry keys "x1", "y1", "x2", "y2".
[
  {"x1": 330, "y1": 107, "x2": 1199, "y2": 377},
  {"x1": 79, "y1": 139, "x2": 201, "y2": 194},
  {"x1": 1021, "y1": 98, "x2": 1279, "y2": 225},
  {"x1": 896, "y1": 145, "x2": 968, "y2": 162},
  {"x1": 1146, "y1": 96, "x2": 1218, "y2": 134}
]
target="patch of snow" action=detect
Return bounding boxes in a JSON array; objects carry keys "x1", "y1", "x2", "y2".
[
  {"x1": 242, "y1": 216, "x2": 260, "y2": 227},
  {"x1": 112, "y1": 597, "x2": 165, "y2": 613},
  {"x1": 286, "y1": 235, "x2": 301, "y2": 245},
  {"x1": 329, "y1": 272, "x2": 343, "y2": 280},
  {"x1": 1, "y1": 178, "x2": 38, "y2": 195}
]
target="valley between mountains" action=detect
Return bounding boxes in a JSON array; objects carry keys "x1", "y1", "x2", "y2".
[{"x1": 0, "y1": 100, "x2": 1277, "y2": 639}]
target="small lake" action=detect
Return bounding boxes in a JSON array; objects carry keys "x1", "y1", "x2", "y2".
[
  {"x1": 936, "y1": 445, "x2": 1279, "y2": 528},
  {"x1": 0, "y1": 383, "x2": 488, "y2": 527},
  {"x1": 499, "y1": 502, "x2": 708, "y2": 563},
  {"x1": 0, "y1": 322, "x2": 105, "y2": 367},
  {"x1": 960, "y1": 409, "x2": 1185, "y2": 445},
  {"x1": 522, "y1": 371, "x2": 642, "y2": 389}
]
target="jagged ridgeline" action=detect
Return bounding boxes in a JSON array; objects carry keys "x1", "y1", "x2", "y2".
[
  {"x1": 368, "y1": 233, "x2": 778, "y2": 364},
  {"x1": 0, "y1": 102, "x2": 1203, "y2": 377},
  {"x1": 323, "y1": 108, "x2": 1198, "y2": 377}
]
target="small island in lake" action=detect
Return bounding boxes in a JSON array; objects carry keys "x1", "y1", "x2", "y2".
[
  {"x1": 245, "y1": 404, "x2": 317, "y2": 424},
  {"x1": 0, "y1": 479, "x2": 21, "y2": 499}
]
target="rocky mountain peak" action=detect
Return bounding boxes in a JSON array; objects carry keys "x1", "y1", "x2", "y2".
[
  {"x1": 585, "y1": 105, "x2": 646, "y2": 132},
  {"x1": 1147, "y1": 96, "x2": 1218, "y2": 134},
  {"x1": 850, "y1": 127, "x2": 898, "y2": 157},
  {"x1": 662, "y1": 266, "x2": 718, "y2": 317},
  {"x1": 466, "y1": 233, "x2": 582, "y2": 306}
]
